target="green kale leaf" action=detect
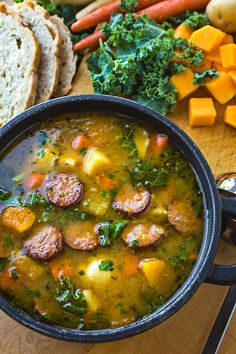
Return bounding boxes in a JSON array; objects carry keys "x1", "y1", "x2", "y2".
[{"x1": 193, "y1": 69, "x2": 219, "y2": 86}]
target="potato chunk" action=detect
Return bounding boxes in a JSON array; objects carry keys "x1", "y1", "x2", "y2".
[
  {"x1": 83, "y1": 289, "x2": 99, "y2": 312},
  {"x1": 1, "y1": 206, "x2": 35, "y2": 234},
  {"x1": 134, "y1": 128, "x2": 150, "y2": 159},
  {"x1": 83, "y1": 148, "x2": 109, "y2": 175},
  {"x1": 138, "y1": 258, "x2": 165, "y2": 287}
]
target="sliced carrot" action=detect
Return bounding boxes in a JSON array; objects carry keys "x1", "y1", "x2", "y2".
[
  {"x1": 28, "y1": 172, "x2": 44, "y2": 189},
  {"x1": 174, "y1": 22, "x2": 193, "y2": 40},
  {"x1": 74, "y1": 0, "x2": 211, "y2": 51},
  {"x1": 123, "y1": 254, "x2": 138, "y2": 276},
  {"x1": 50, "y1": 258, "x2": 75, "y2": 281},
  {"x1": 136, "y1": 0, "x2": 210, "y2": 22},
  {"x1": 189, "y1": 253, "x2": 198, "y2": 262},
  {"x1": 152, "y1": 134, "x2": 168, "y2": 154},
  {"x1": 0, "y1": 268, "x2": 18, "y2": 289},
  {"x1": 72, "y1": 135, "x2": 89, "y2": 152},
  {"x1": 100, "y1": 176, "x2": 117, "y2": 190},
  {"x1": 71, "y1": 0, "x2": 162, "y2": 32}
]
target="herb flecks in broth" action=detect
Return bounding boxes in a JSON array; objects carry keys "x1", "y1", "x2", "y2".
[{"x1": 0, "y1": 113, "x2": 204, "y2": 329}]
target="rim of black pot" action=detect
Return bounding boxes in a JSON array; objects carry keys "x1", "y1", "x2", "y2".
[{"x1": 0, "y1": 95, "x2": 221, "y2": 342}]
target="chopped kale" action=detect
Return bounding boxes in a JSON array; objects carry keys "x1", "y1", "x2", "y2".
[
  {"x1": 0, "y1": 188, "x2": 12, "y2": 201},
  {"x1": 0, "y1": 259, "x2": 8, "y2": 270},
  {"x1": 193, "y1": 69, "x2": 219, "y2": 86},
  {"x1": 98, "y1": 260, "x2": 114, "y2": 271},
  {"x1": 26, "y1": 290, "x2": 41, "y2": 298},
  {"x1": 98, "y1": 220, "x2": 129, "y2": 246},
  {"x1": 56, "y1": 275, "x2": 88, "y2": 315}
]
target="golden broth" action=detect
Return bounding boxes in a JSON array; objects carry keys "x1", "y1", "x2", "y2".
[{"x1": 0, "y1": 113, "x2": 204, "y2": 329}]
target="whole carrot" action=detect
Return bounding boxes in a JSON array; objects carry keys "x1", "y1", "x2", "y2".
[
  {"x1": 73, "y1": 0, "x2": 210, "y2": 51},
  {"x1": 74, "y1": 30, "x2": 106, "y2": 51},
  {"x1": 136, "y1": 0, "x2": 210, "y2": 20},
  {"x1": 71, "y1": 0, "x2": 161, "y2": 32}
]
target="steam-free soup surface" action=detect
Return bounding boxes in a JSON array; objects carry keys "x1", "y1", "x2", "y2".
[{"x1": 0, "y1": 113, "x2": 204, "y2": 329}]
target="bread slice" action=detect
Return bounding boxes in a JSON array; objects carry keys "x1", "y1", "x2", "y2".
[
  {"x1": 14, "y1": 1, "x2": 61, "y2": 104},
  {"x1": 50, "y1": 15, "x2": 77, "y2": 96},
  {"x1": 0, "y1": 3, "x2": 40, "y2": 126}
]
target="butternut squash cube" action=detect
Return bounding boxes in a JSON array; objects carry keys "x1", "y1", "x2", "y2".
[
  {"x1": 229, "y1": 71, "x2": 236, "y2": 86},
  {"x1": 220, "y1": 44, "x2": 236, "y2": 70},
  {"x1": 1, "y1": 206, "x2": 35, "y2": 234},
  {"x1": 222, "y1": 34, "x2": 234, "y2": 45},
  {"x1": 83, "y1": 148, "x2": 109, "y2": 175},
  {"x1": 206, "y1": 48, "x2": 222, "y2": 64},
  {"x1": 174, "y1": 23, "x2": 193, "y2": 40},
  {"x1": 170, "y1": 68, "x2": 199, "y2": 101},
  {"x1": 138, "y1": 258, "x2": 165, "y2": 287},
  {"x1": 224, "y1": 106, "x2": 236, "y2": 129},
  {"x1": 134, "y1": 128, "x2": 150, "y2": 159},
  {"x1": 189, "y1": 25, "x2": 225, "y2": 53},
  {"x1": 14, "y1": 256, "x2": 44, "y2": 280},
  {"x1": 212, "y1": 63, "x2": 230, "y2": 73},
  {"x1": 205, "y1": 72, "x2": 236, "y2": 104},
  {"x1": 188, "y1": 98, "x2": 216, "y2": 127}
]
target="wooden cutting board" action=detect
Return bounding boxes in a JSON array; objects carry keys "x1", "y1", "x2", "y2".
[{"x1": 1, "y1": 57, "x2": 236, "y2": 354}]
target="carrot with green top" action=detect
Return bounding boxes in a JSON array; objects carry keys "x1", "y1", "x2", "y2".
[
  {"x1": 73, "y1": 0, "x2": 210, "y2": 51},
  {"x1": 71, "y1": 0, "x2": 162, "y2": 32},
  {"x1": 136, "y1": 0, "x2": 210, "y2": 21}
]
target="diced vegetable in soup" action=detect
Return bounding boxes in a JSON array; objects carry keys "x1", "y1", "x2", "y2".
[{"x1": 0, "y1": 113, "x2": 204, "y2": 330}]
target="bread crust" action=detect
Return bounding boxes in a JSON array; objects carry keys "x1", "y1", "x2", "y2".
[
  {"x1": 14, "y1": 0, "x2": 61, "y2": 104},
  {"x1": 0, "y1": 3, "x2": 40, "y2": 124},
  {"x1": 50, "y1": 15, "x2": 77, "y2": 97}
]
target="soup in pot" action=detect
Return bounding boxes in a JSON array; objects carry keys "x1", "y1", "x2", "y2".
[{"x1": 0, "y1": 113, "x2": 204, "y2": 329}]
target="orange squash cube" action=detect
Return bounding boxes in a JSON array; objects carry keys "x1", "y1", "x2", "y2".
[
  {"x1": 224, "y1": 106, "x2": 236, "y2": 128},
  {"x1": 206, "y1": 48, "x2": 222, "y2": 64},
  {"x1": 189, "y1": 25, "x2": 225, "y2": 53},
  {"x1": 170, "y1": 68, "x2": 199, "y2": 101},
  {"x1": 229, "y1": 71, "x2": 236, "y2": 86},
  {"x1": 212, "y1": 63, "x2": 230, "y2": 73},
  {"x1": 205, "y1": 72, "x2": 236, "y2": 104},
  {"x1": 174, "y1": 23, "x2": 193, "y2": 40},
  {"x1": 1, "y1": 206, "x2": 35, "y2": 234},
  {"x1": 222, "y1": 34, "x2": 234, "y2": 45},
  {"x1": 138, "y1": 258, "x2": 165, "y2": 287},
  {"x1": 188, "y1": 98, "x2": 216, "y2": 127},
  {"x1": 220, "y1": 44, "x2": 236, "y2": 70}
]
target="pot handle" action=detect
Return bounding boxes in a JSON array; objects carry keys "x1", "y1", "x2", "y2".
[{"x1": 206, "y1": 195, "x2": 236, "y2": 285}]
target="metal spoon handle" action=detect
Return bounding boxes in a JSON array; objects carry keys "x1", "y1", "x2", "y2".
[{"x1": 202, "y1": 285, "x2": 236, "y2": 354}]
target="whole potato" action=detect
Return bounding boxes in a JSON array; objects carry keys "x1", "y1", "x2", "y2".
[{"x1": 206, "y1": 0, "x2": 236, "y2": 33}]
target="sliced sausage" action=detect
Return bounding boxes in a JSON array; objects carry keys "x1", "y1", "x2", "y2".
[
  {"x1": 24, "y1": 223, "x2": 63, "y2": 262},
  {"x1": 122, "y1": 222, "x2": 165, "y2": 248},
  {"x1": 46, "y1": 173, "x2": 83, "y2": 207},
  {"x1": 112, "y1": 184, "x2": 151, "y2": 216},
  {"x1": 63, "y1": 221, "x2": 98, "y2": 251},
  {"x1": 167, "y1": 201, "x2": 197, "y2": 234}
]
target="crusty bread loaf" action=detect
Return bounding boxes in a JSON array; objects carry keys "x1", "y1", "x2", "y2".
[
  {"x1": 50, "y1": 15, "x2": 77, "y2": 96},
  {"x1": 0, "y1": 3, "x2": 40, "y2": 126},
  {"x1": 14, "y1": 1, "x2": 61, "y2": 104}
]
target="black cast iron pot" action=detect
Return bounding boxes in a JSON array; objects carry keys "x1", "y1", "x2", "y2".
[{"x1": 0, "y1": 95, "x2": 236, "y2": 342}]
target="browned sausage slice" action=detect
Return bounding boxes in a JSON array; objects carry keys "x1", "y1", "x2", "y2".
[
  {"x1": 112, "y1": 184, "x2": 151, "y2": 216},
  {"x1": 167, "y1": 201, "x2": 197, "y2": 234},
  {"x1": 46, "y1": 173, "x2": 83, "y2": 207},
  {"x1": 63, "y1": 221, "x2": 98, "y2": 251},
  {"x1": 24, "y1": 224, "x2": 63, "y2": 262},
  {"x1": 122, "y1": 223, "x2": 165, "y2": 248}
]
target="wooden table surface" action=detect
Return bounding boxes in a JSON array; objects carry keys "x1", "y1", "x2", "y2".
[{"x1": 1, "y1": 57, "x2": 236, "y2": 354}]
